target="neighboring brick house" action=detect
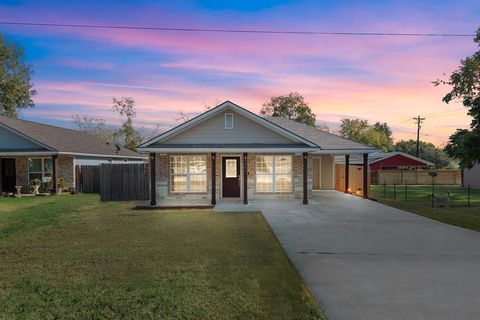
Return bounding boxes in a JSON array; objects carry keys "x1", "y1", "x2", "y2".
[
  {"x1": 0, "y1": 116, "x2": 145, "y2": 194},
  {"x1": 138, "y1": 101, "x2": 377, "y2": 206}
]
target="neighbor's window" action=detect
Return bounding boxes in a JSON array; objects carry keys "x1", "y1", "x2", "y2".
[
  {"x1": 256, "y1": 155, "x2": 292, "y2": 193},
  {"x1": 170, "y1": 155, "x2": 207, "y2": 193},
  {"x1": 28, "y1": 158, "x2": 53, "y2": 183},
  {"x1": 225, "y1": 113, "x2": 234, "y2": 129}
]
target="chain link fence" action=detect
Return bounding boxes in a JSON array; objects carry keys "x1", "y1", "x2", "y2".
[{"x1": 370, "y1": 184, "x2": 480, "y2": 208}]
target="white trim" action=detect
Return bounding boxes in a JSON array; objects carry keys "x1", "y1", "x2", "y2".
[
  {"x1": 368, "y1": 152, "x2": 434, "y2": 166},
  {"x1": 139, "y1": 101, "x2": 318, "y2": 148},
  {"x1": 138, "y1": 147, "x2": 316, "y2": 153},
  {"x1": 169, "y1": 155, "x2": 208, "y2": 194},
  {"x1": 0, "y1": 151, "x2": 146, "y2": 159},
  {"x1": 58, "y1": 152, "x2": 146, "y2": 160},
  {"x1": 224, "y1": 113, "x2": 234, "y2": 130},
  {"x1": 255, "y1": 154, "x2": 293, "y2": 194}
]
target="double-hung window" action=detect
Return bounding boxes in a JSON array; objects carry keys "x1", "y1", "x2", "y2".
[
  {"x1": 256, "y1": 155, "x2": 292, "y2": 193},
  {"x1": 170, "y1": 155, "x2": 207, "y2": 193},
  {"x1": 28, "y1": 158, "x2": 53, "y2": 183}
]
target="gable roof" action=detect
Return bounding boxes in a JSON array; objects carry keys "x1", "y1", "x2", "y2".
[
  {"x1": 335, "y1": 151, "x2": 434, "y2": 166},
  {"x1": 139, "y1": 100, "x2": 319, "y2": 148},
  {"x1": 0, "y1": 116, "x2": 144, "y2": 158},
  {"x1": 264, "y1": 116, "x2": 377, "y2": 152}
]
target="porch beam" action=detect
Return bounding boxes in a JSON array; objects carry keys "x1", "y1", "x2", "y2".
[
  {"x1": 243, "y1": 153, "x2": 248, "y2": 205},
  {"x1": 363, "y1": 153, "x2": 368, "y2": 199},
  {"x1": 303, "y1": 152, "x2": 308, "y2": 205},
  {"x1": 211, "y1": 153, "x2": 216, "y2": 205},
  {"x1": 344, "y1": 154, "x2": 350, "y2": 193},
  {"x1": 150, "y1": 153, "x2": 157, "y2": 206},
  {"x1": 52, "y1": 155, "x2": 57, "y2": 194}
]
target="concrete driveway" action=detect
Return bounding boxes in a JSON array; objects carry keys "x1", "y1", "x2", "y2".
[{"x1": 258, "y1": 192, "x2": 480, "y2": 320}]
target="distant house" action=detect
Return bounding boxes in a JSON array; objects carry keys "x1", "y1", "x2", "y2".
[
  {"x1": 137, "y1": 101, "x2": 377, "y2": 206},
  {"x1": 0, "y1": 116, "x2": 145, "y2": 194},
  {"x1": 334, "y1": 152, "x2": 434, "y2": 192},
  {"x1": 336, "y1": 151, "x2": 433, "y2": 170},
  {"x1": 463, "y1": 164, "x2": 480, "y2": 188}
]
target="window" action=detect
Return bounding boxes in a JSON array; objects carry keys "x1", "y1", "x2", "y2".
[
  {"x1": 170, "y1": 155, "x2": 207, "y2": 193},
  {"x1": 28, "y1": 158, "x2": 53, "y2": 183},
  {"x1": 256, "y1": 155, "x2": 292, "y2": 193},
  {"x1": 225, "y1": 113, "x2": 234, "y2": 129}
]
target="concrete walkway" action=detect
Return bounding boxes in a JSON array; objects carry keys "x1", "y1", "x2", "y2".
[{"x1": 258, "y1": 192, "x2": 480, "y2": 320}]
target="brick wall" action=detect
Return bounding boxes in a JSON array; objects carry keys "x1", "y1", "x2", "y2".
[
  {"x1": 13, "y1": 155, "x2": 74, "y2": 194},
  {"x1": 153, "y1": 152, "x2": 312, "y2": 204}
]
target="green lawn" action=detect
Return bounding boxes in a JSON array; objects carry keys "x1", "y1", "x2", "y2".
[
  {"x1": 0, "y1": 194, "x2": 324, "y2": 320},
  {"x1": 370, "y1": 185, "x2": 480, "y2": 232}
]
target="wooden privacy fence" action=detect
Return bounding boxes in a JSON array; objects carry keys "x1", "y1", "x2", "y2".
[
  {"x1": 99, "y1": 163, "x2": 149, "y2": 201},
  {"x1": 372, "y1": 169, "x2": 462, "y2": 185},
  {"x1": 75, "y1": 163, "x2": 149, "y2": 201},
  {"x1": 75, "y1": 165, "x2": 100, "y2": 193}
]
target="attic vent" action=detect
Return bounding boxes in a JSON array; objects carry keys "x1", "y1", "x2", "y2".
[{"x1": 225, "y1": 113, "x2": 234, "y2": 129}]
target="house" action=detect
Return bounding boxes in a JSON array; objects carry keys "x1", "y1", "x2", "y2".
[
  {"x1": 463, "y1": 164, "x2": 480, "y2": 188},
  {"x1": 137, "y1": 101, "x2": 377, "y2": 206},
  {"x1": 336, "y1": 151, "x2": 433, "y2": 171},
  {"x1": 334, "y1": 151, "x2": 434, "y2": 192},
  {"x1": 0, "y1": 116, "x2": 145, "y2": 194}
]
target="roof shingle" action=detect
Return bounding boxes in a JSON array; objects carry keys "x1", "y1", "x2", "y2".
[{"x1": 0, "y1": 116, "x2": 143, "y2": 158}]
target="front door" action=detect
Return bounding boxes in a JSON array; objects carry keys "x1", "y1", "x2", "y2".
[
  {"x1": 222, "y1": 156, "x2": 240, "y2": 197},
  {"x1": 1, "y1": 158, "x2": 16, "y2": 193}
]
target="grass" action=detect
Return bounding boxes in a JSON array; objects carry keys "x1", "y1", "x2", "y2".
[
  {"x1": 0, "y1": 194, "x2": 324, "y2": 320},
  {"x1": 370, "y1": 185, "x2": 480, "y2": 232}
]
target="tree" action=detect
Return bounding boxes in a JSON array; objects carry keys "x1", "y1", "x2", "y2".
[
  {"x1": 72, "y1": 114, "x2": 119, "y2": 144},
  {"x1": 112, "y1": 97, "x2": 143, "y2": 151},
  {"x1": 0, "y1": 34, "x2": 36, "y2": 117},
  {"x1": 339, "y1": 118, "x2": 393, "y2": 152},
  {"x1": 395, "y1": 140, "x2": 455, "y2": 169},
  {"x1": 260, "y1": 92, "x2": 316, "y2": 127},
  {"x1": 433, "y1": 27, "x2": 480, "y2": 168},
  {"x1": 374, "y1": 122, "x2": 393, "y2": 143}
]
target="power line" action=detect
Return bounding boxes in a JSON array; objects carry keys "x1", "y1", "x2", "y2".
[{"x1": 0, "y1": 21, "x2": 475, "y2": 37}]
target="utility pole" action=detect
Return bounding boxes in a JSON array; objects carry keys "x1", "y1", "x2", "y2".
[{"x1": 413, "y1": 116, "x2": 426, "y2": 157}]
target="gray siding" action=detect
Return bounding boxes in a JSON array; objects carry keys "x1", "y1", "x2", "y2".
[
  {"x1": 0, "y1": 126, "x2": 45, "y2": 150},
  {"x1": 155, "y1": 109, "x2": 296, "y2": 146},
  {"x1": 464, "y1": 164, "x2": 480, "y2": 189}
]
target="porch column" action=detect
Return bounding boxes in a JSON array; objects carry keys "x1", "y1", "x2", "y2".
[
  {"x1": 303, "y1": 152, "x2": 308, "y2": 205},
  {"x1": 363, "y1": 153, "x2": 368, "y2": 199},
  {"x1": 150, "y1": 153, "x2": 157, "y2": 206},
  {"x1": 243, "y1": 153, "x2": 248, "y2": 205},
  {"x1": 211, "y1": 153, "x2": 216, "y2": 205},
  {"x1": 52, "y1": 155, "x2": 57, "y2": 194},
  {"x1": 344, "y1": 154, "x2": 350, "y2": 193}
]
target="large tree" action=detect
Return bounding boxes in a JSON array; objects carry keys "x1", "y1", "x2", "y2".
[
  {"x1": 339, "y1": 118, "x2": 393, "y2": 152},
  {"x1": 433, "y1": 27, "x2": 480, "y2": 168},
  {"x1": 0, "y1": 34, "x2": 36, "y2": 117},
  {"x1": 260, "y1": 92, "x2": 316, "y2": 127},
  {"x1": 395, "y1": 140, "x2": 455, "y2": 169}
]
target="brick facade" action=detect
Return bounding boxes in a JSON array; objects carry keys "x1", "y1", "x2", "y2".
[
  {"x1": 11, "y1": 155, "x2": 74, "y2": 194},
  {"x1": 153, "y1": 152, "x2": 312, "y2": 205}
]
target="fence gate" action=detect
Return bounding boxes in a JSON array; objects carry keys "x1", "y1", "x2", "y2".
[
  {"x1": 75, "y1": 165, "x2": 100, "y2": 193},
  {"x1": 99, "y1": 163, "x2": 149, "y2": 201}
]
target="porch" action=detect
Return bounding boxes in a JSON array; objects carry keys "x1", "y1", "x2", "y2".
[{"x1": 147, "y1": 152, "x2": 371, "y2": 207}]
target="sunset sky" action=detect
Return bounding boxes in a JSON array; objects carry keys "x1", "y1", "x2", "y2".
[{"x1": 1, "y1": 0, "x2": 479, "y2": 146}]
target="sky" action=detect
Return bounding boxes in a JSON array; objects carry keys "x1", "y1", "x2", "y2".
[{"x1": 0, "y1": 0, "x2": 479, "y2": 146}]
